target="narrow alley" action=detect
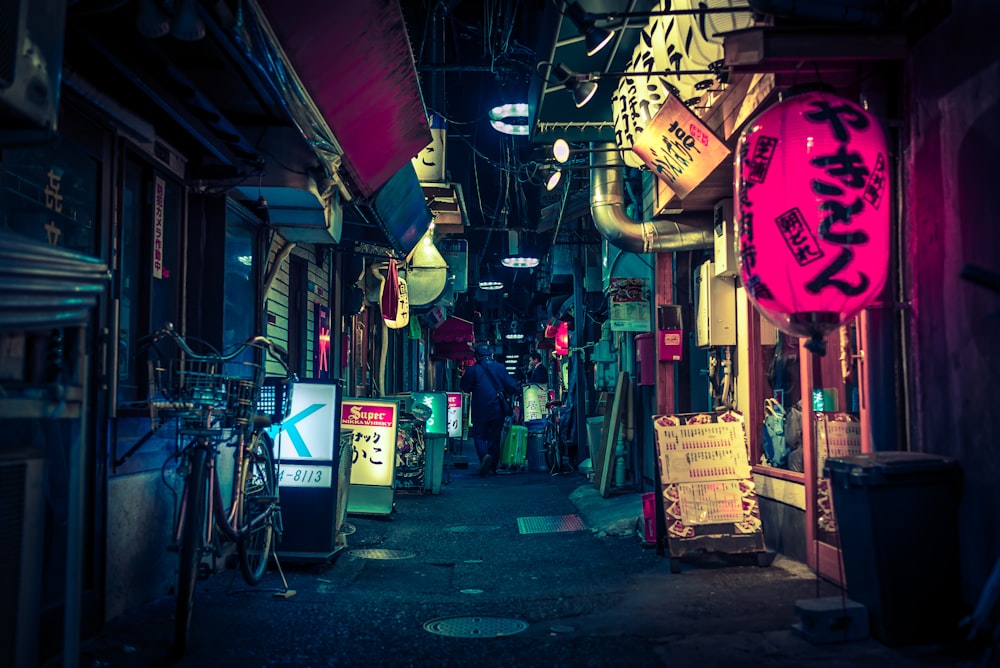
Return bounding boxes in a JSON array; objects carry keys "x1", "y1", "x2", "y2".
[{"x1": 79, "y1": 465, "x2": 979, "y2": 668}]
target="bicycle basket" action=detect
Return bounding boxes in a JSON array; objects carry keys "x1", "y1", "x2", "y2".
[
  {"x1": 176, "y1": 359, "x2": 228, "y2": 410},
  {"x1": 224, "y1": 360, "x2": 264, "y2": 430},
  {"x1": 256, "y1": 377, "x2": 294, "y2": 425}
]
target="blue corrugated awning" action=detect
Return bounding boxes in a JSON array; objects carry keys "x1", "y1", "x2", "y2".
[{"x1": 369, "y1": 163, "x2": 432, "y2": 256}]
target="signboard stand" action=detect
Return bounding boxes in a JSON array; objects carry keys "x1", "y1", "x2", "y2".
[
  {"x1": 343, "y1": 398, "x2": 398, "y2": 516},
  {"x1": 273, "y1": 381, "x2": 349, "y2": 562},
  {"x1": 651, "y1": 411, "x2": 767, "y2": 573}
]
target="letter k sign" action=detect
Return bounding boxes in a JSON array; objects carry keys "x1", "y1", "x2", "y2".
[{"x1": 266, "y1": 403, "x2": 324, "y2": 457}]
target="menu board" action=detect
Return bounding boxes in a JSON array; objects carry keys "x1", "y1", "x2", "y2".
[
  {"x1": 816, "y1": 412, "x2": 861, "y2": 538},
  {"x1": 652, "y1": 412, "x2": 766, "y2": 561}
]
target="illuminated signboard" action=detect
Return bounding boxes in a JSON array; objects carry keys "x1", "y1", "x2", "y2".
[
  {"x1": 273, "y1": 383, "x2": 341, "y2": 488},
  {"x1": 446, "y1": 392, "x2": 463, "y2": 438},
  {"x1": 341, "y1": 398, "x2": 398, "y2": 488},
  {"x1": 631, "y1": 95, "x2": 731, "y2": 200},
  {"x1": 412, "y1": 392, "x2": 447, "y2": 436}
]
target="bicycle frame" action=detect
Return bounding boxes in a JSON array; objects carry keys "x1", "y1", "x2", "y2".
[{"x1": 137, "y1": 323, "x2": 291, "y2": 656}]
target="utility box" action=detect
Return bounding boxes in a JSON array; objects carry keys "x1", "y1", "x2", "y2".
[
  {"x1": 694, "y1": 261, "x2": 736, "y2": 347},
  {"x1": 635, "y1": 333, "x2": 655, "y2": 386},
  {"x1": 713, "y1": 198, "x2": 738, "y2": 278},
  {"x1": 825, "y1": 452, "x2": 963, "y2": 646}
]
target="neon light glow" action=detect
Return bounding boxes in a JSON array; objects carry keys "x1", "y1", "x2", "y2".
[{"x1": 735, "y1": 88, "x2": 889, "y2": 349}]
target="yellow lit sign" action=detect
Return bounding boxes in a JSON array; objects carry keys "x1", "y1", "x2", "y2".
[{"x1": 340, "y1": 399, "x2": 398, "y2": 488}]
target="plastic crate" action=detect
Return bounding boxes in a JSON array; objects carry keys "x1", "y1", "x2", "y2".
[{"x1": 642, "y1": 492, "x2": 657, "y2": 543}]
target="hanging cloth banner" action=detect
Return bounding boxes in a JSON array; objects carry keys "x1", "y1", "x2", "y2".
[{"x1": 381, "y1": 259, "x2": 409, "y2": 329}]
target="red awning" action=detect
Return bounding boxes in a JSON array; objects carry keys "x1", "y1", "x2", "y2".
[
  {"x1": 431, "y1": 317, "x2": 475, "y2": 360},
  {"x1": 258, "y1": 0, "x2": 431, "y2": 198}
]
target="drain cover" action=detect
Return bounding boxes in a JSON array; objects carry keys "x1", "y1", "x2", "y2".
[
  {"x1": 423, "y1": 616, "x2": 528, "y2": 638},
  {"x1": 516, "y1": 514, "x2": 586, "y2": 534},
  {"x1": 348, "y1": 548, "x2": 415, "y2": 560},
  {"x1": 445, "y1": 524, "x2": 502, "y2": 533}
]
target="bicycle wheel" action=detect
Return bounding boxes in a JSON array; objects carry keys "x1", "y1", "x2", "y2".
[
  {"x1": 175, "y1": 444, "x2": 208, "y2": 656},
  {"x1": 237, "y1": 431, "x2": 277, "y2": 585},
  {"x1": 543, "y1": 419, "x2": 560, "y2": 473}
]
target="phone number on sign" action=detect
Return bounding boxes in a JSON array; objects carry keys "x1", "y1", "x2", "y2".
[{"x1": 277, "y1": 464, "x2": 333, "y2": 488}]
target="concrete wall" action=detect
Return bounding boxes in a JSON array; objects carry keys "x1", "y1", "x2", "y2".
[{"x1": 906, "y1": 0, "x2": 1000, "y2": 603}]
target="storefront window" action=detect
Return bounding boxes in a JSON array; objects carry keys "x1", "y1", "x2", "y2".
[
  {"x1": 116, "y1": 155, "x2": 181, "y2": 404},
  {"x1": 222, "y1": 214, "x2": 257, "y2": 375}
]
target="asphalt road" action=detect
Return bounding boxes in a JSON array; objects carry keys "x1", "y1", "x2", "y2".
[{"x1": 79, "y1": 462, "x2": 984, "y2": 668}]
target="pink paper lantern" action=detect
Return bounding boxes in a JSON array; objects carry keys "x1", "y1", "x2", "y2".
[{"x1": 735, "y1": 87, "x2": 889, "y2": 354}]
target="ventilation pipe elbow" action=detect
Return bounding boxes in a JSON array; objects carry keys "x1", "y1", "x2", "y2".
[{"x1": 590, "y1": 143, "x2": 714, "y2": 254}]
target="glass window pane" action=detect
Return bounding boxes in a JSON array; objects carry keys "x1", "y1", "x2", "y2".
[{"x1": 0, "y1": 141, "x2": 99, "y2": 255}]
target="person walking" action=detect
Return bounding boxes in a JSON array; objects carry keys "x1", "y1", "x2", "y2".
[
  {"x1": 460, "y1": 343, "x2": 519, "y2": 476},
  {"x1": 527, "y1": 352, "x2": 548, "y2": 386}
]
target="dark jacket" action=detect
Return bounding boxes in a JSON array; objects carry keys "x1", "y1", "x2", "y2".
[
  {"x1": 528, "y1": 363, "x2": 548, "y2": 385},
  {"x1": 460, "y1": 356, "x2": 519, "y2": 426}
]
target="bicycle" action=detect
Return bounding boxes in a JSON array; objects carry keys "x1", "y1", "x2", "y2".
[
  {"x1": 137, "y1": 323, "x2": 293, "y2": 656},
  {"x1": 542, "y1": 399, "x2": 573, "y2": 476}
]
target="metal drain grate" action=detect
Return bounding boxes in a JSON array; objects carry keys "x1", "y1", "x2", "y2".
[
  {"x1": 445, "y1": 524, "x2": 502, "y2": 533},
  {"x1": 348, "y1": 548, "x2": 416, "y2": 560},
  {"x1": 516, "y1": 514, "x2": 586, "y2": 535},
  {"x1": 423, "y1": 616, "x2": 528, "y2": 638}
]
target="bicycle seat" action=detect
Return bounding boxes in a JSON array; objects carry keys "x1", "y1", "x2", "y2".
[
  {"x1": 545, "y1": 400, "x2": 563, "y2": 409},
  {"x1": 253, "y1": 414, "x2": 272, "y2": 430}
]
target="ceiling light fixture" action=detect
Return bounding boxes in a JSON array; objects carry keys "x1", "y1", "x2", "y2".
[
  {"x1": 564, "y1": 1, "x2": 615, "y2": 57},
  {"x1": 545, "y1": 168, "x2": 563, "y2": 191},
  {"x1": 550, "y1": 63, "x2": 599, "y2": 108},
  {"x1": 478, "y1": 264, "x2": 505, "y2": 291},
  {"x1": 551, "y1": 62, "x2": 730, "y2": 108},
  {"x1": 501, "y1": 230, "x2": 540, "y2": 269},
  {"x1": 505, "y1": 320, "x2": 526, "y2": 341},
  {"x1": 489, "y1": 103, "x2": 530, "y2": 135},
  {"x1": 551, "y1": 137, "x2": 625, "y2": 164}
]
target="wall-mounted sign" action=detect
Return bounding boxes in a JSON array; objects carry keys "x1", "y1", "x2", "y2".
[
  {"x1": 413, "y1": 113, "x2": 447, "y2": 182},
  {"x1": 631, "y1": 95, "x2": 731, "y2": 200},
  {"x1": 612, "y1": 0, "x2": 752, "y2": 168},
  {"x1": 608, "y1": 277, "x2": 651, "y2": 332},
  {"x1": 314, "y1": 303, "x2": 330, "y2": 379},
  {"x1": 438, "y1": 238, "x2": 468, "y2": 293}
]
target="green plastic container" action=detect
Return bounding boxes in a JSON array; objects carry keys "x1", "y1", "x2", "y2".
[{"x1": 825, "y1": 451, "x2": 962, "y2": 646}]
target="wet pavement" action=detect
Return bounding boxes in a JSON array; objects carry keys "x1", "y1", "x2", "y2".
[{"x1": 78, "y1": 459, "x2": 984, "y2": 668}]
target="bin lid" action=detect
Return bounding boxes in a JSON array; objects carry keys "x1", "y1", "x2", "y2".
[{"x1": 825, "y1": 451, "x2": 961, "y2": 486}]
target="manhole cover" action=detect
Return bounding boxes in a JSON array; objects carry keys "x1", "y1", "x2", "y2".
[
  {"x1": 348, "y1": 548, "x2": 415, "y2": 560},
  {"x1": 423, "y1": 616, "x2": 528, "y2": 638},
  {"x1": 445, "y1": 524, "x2": 502, "y2": 533},
  {"x1": 516, "y1": 514, "x2": 586, "y2": 534}
]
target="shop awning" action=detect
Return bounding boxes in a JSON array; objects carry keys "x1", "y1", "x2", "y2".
[
  {"x1": 369, "y1": 163, "x2": 432, "y2": 256},
  {"x1": 258, "y1": 0, "x2": 431, "y2": 198},
  {"x1": 431, "y1": 316, "x2": 475, "y2": 361}
]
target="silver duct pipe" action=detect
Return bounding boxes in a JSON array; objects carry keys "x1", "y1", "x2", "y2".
[{"x1": 590, "y1": 143, "x2": 714, "y2": 253}]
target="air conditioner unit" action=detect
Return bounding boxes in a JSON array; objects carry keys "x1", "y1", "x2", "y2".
[
  {"x1": 0, "y1": 453, "x2": 45, "y2": 668},
  {"x1": 0, "y1": 0, "x2": 67, "y2": 130}
]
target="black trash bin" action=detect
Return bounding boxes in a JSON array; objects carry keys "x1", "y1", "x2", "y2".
[{"x1": 825, "y1": 451, "x2": 962, "y2": 647}]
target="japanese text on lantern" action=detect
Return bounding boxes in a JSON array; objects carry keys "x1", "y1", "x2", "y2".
[{"x1": 736, "y1": 89, "x2": 889, "y2": 338}]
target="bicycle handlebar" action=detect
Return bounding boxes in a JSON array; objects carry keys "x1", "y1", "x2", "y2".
[{"x1": 139, "y1": 322, "x2": 290, "y2": 372}]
